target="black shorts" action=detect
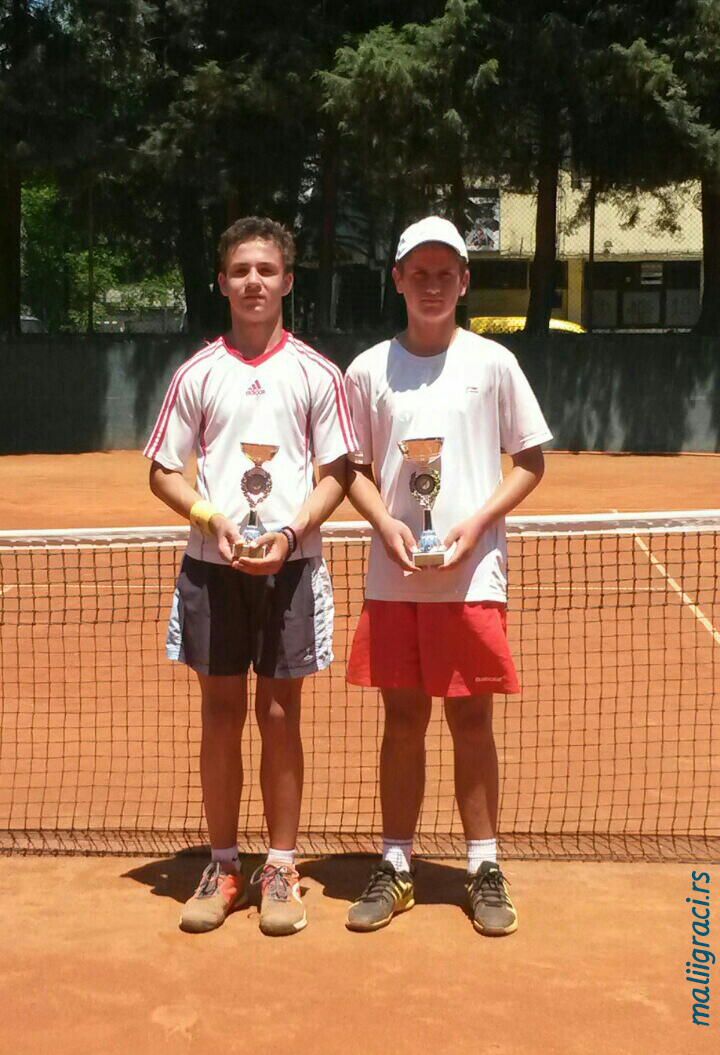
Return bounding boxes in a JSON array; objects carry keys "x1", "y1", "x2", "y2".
[{"x1": 166, "y1": 554, "x2": 334, "y2": 678}]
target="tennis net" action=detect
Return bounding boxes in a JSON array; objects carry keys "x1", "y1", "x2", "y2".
[{"x1": 1, "y1": 513, "x2": 718, "y2": 860}]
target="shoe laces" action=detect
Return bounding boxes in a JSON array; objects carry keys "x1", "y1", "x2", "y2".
[
  {"x1": 359, "y1": 862, "x2": 407, "y2": 904},
  {"x1": 195, "y1": 861, "x2": 236, "y2": 899},
  {"x1": 251, "y1": 863, "x2": 296, "y2": 902},
  {"x1": 468, "y1": 866, "x2": 511, "y2": 908}
]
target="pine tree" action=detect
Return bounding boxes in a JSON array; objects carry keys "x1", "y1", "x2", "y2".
[
  {"x1": 1, "y1": 1, "x2": 156, "y2": 335},
  {"x1": 322, "y1": 2, "x2": 497, "y2": 320},
  {"x1": 0, "y1": 1, "x2": 55, "y2": 336},
  {"x1": 585, "y1": 2, "x2": 720, "y2": 334}
]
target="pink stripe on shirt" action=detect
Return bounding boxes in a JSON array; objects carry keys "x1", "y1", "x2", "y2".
[
  {"x1": 288, "y1": 336, "x2": 358, "y2": 452},
  {"x1": 144, "y1": 343, "x2": 220, "y2": 459}
]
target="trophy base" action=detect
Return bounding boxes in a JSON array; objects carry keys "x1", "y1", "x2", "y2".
[
  {"x1": 413, "y1": 548, "x2": 446, "y2": 568},
  {"x1": 234, "y1": 540, "x2": 268, "y2": 560}
]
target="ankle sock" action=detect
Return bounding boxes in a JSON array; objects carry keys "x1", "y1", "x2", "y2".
[
  {"x1": 467, "y1": 838, "x2": 497, "y2": 873},
  {"x1": 382, "y1": 838, "x2": 413, "y2": 873},
  {"x1": 266, "y1": 847, "x2": 297, "y2": 869},
  {"x1": 211, "y1": 845, "x2": 241, "y2": 873}
]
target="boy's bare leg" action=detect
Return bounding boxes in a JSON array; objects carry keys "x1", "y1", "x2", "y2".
[
  {"x1": 380, "y1": 687, "x2": 433, "y2": 840},
  {"x1": 345, "y1": 687, "x2": 431, "y2": 931},
  {"x1": 255, "y1": 676, "x2": 304, "y2": 850},
  {"x1": 443, "y1": 694, "x2": 498, "y2": 839},
  {"x1": 445, "y1": 693, "x2": 517, "y2": 935},
  {"x1": 178, "y1": 673, "x2": 249, "y2": 932},
  {"x1": 197, "y1": 673, "x2": 248, "y2": 848}
]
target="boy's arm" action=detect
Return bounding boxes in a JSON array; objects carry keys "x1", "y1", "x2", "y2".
[
  {"x1": 348, "y1": 463, "x2": 417, "y2": 573},
  {"x1": 439, "y1": 446, "x2": 545, "y2": 572},
  {"x1": 149, "y1": 461, "x2": 241, "y2": 563},
  {"x1": 235, "y1": 455, "x2": 348, "y2": 576},
  {"x1": 344, "y1": 359, "x2": 415, "y2": 572}
]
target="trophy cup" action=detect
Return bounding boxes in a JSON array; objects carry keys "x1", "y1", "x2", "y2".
[
  {"x1": 397, "y1": 438, "x2": 446, "y2": 567},
  {"x1": 234, "y1": 443, "x2": 279, "y2": 558}
]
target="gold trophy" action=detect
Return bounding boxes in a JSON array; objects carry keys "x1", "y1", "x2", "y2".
[
  {"x1": 234, "y1": 443, "x2": 279, "y2": 558},
  {"x1": 397, "y1": 437, "x2": 446, "y2": 567}
]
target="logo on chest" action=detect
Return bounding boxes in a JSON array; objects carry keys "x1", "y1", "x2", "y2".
[{"x1": 245, "y1": 379, "x2": 265, "y2": 396}]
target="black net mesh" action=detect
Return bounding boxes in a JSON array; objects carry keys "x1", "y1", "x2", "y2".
[{"x1": 0, "y1": 517, "x2": 718, "y2": 859}]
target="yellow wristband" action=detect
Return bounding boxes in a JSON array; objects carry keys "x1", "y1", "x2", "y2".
[{"x1": 189, "y1": 500, "x2": 221, "y2": 537}]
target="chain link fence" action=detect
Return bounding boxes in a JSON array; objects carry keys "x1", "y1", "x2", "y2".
[
  {"x1": 466, "y1": 176, "x2": 703, "y2": 332},
  {"x1": 19, "y1": 176, "x2": 705, "y2": 336}
]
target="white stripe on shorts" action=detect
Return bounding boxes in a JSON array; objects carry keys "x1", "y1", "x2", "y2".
[{"x1": 309, "y1": 557, "x2": 334, "y2": 672}]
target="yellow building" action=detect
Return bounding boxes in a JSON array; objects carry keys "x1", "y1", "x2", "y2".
[{"x1": 465, "y1": 175, "x2": 703, "y2": 330}]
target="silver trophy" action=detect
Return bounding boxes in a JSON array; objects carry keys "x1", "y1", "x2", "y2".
[
  {"x1": 397, "y1": 437, "x2": 446, "y2": 567},
  {"x1": 234, "y1": 442, "x2": 279, "y2": 558}
]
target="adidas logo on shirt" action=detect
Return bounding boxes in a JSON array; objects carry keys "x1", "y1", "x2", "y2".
[{"x1": 245, "y1": 380, "x2": 265, "y2": 396}]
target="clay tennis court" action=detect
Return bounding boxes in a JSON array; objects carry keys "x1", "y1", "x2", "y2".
[{"x1": 1, "y1": 450, "x2": 718, "y2": 1054}]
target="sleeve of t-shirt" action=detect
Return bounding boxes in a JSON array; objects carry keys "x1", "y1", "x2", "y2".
[
  {"x1": 308, "y1": 361, "x2": 359, "y2": 465},
  {"x1": 498, "y1": 353, "x2": 553, "y2": 455},
  {"x1": 143, "y1": 366, "x2": 202, "y2": 472},
  {"x1": 344, "y1": 361, "x2": 372, "y2": 465}
]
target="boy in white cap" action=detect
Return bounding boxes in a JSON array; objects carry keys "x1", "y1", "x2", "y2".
[{"x1": 343, "y1": 216, "x2": 551, "y2": 935}]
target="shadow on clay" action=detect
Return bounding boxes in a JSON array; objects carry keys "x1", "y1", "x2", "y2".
[
  {"x1": 298, "y1": 855, "x2": 468, "y2": 907},
  {"x1": 121, "y1": 851, "x2": 314, "y2": 906}
]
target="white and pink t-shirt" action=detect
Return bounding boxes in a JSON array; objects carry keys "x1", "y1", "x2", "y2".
[
  {"x1": 344, "y1": 329, "x2": 552, "y2": 603},
  {"x1": 144, "y1": 331, "x2": 358, "y2": 563}
]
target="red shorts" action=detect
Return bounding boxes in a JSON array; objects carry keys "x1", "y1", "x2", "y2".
[{"x1": 347, "y1": 600, "x2": 520, "y2": 698}]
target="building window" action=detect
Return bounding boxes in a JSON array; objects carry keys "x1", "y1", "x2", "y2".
[
  {"x1": 585, "y1": 260, "x2": 701, "y2": 329},
  {"x1": 469, "y1": 260, "x2": 567, "y2": 290}
]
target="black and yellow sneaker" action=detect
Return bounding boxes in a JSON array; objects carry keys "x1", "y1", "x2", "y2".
[
  {"x1": 466, "y1": 861, "x2": 518, "y2": 936},
  {"x1": 346, "y1": 860, "x2": 415, "y2": 932}
]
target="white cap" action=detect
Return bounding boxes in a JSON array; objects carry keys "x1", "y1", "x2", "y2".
[{"x1": 395, "y1": 216, "x2": 469, "y2": 263}]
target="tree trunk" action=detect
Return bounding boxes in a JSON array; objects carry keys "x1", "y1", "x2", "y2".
[
  {"x1": 525, "y1": 107, "x2": 561, "y2": 338},
  {"x1": 382, "y1": 201, "x2": 405, "y2": 325},
  {"x1": 450, "y1": 164, "x2": 467, "y2": 234},
  {"x1": 178, "y1": 182, "x2": 213, "y2": 335},
  {"x1": 86, "y1": 182, "x2": 95, "y2": 333},
  {"x1": 694, "y1": 176, "x2": 720, "y2": 337},
  {"x1": 586, "y1": 172, "x2": 597, "y2": 332},
  {"x1": 0, "y1": 155, "x2": 22, "y2": 338},
  {"x1": 226, "y1": 187, "x2": 241, "y2": 226},
  {"x1": 316, "y1": 127, "x2": 338, "y2": 331},
  {"x1": 283, "y1": 154, "x2": 305, "y2": 231}
]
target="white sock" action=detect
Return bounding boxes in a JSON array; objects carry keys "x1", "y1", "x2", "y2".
[
  {"x1": 382, "y1": 838, "x2": 413, "y2": 873},
  {"x1": 211, "y1": 845, "x2": 241, "y2": 873},
  {"x1": 467, "y1": 838, "x2": 497, "y2": 873},
  {"x1": 266, "y1": 847, "x2": 297, "y2": 869}
]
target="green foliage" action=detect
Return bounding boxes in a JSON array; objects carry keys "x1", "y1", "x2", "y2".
[
  {"x1": 321, "y1": 0, "x2": 498, "y2": 231},
  {"x1": 21, "y1": 178, "x2": 69, "y2": 330},
  {"x1": 108, "y1": 272, "x2": 184, "y2": 315},
  {"x1": 22, "y1": 176, "x2": 184, "y2": 332},
  {"x1": 9, "y1": 0, "x2": 720, "y2": 335},
  {"x1": 63, "y1": 248, "x2": 183, "y2": 332},
  {"x1": 62, "y1": 242, "x2": 122, "y2": 331}
]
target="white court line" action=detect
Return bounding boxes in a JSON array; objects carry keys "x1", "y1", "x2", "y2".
[
  {"x1": 632, "y1": 535, "x2": 720, "y2": 644},
  {"x1": 613, "y1": 509, "x2": 720, "y2": 646},
  {"x1": 4, "y1": 582, "x2": 667, "y2": 596},
  {"x1": 1, "y1": 584, "x2": 164, "y2": 594},
  {"x1": 511, "y1": 584, "x2": 666, "y2": 594}
]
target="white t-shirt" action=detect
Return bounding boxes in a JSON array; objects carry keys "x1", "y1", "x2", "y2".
[
  {"x1": 144, "y1": 331, "x2": 358, "y2": 563},
  {"x1": 344, "y1": 329, "x2": 552, "y2": 603}
]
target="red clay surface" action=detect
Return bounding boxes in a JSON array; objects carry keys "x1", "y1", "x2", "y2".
[
  {"x1": 2, "y1": 855, "x2": 715, "y2": 1055},
  {"x1": 1, "y1": 451, "x2": 719, "y2": 1054},
  {"x1": 2, "y1": 450, "x2": 719, "y2": 529}
]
